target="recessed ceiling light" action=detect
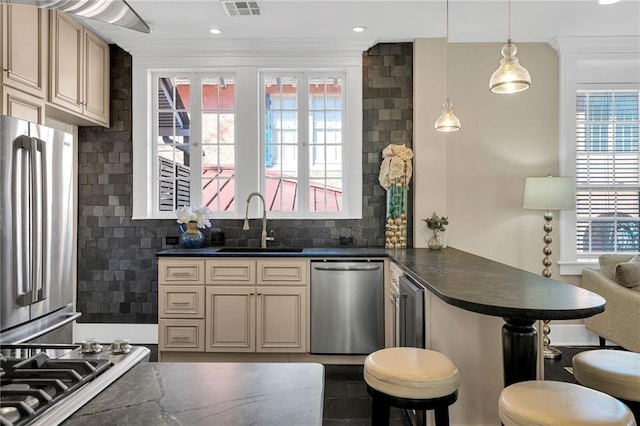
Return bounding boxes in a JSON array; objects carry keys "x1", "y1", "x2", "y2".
[
  {"x1": 598, "y1": 0, "x2": 621, "y2": 4},
  {"x1": 352, "y1": 26, "x2": 366, "y2": 33},
  {"x1": 210, "y1": 28, "x2": 223, "y2": 35}
]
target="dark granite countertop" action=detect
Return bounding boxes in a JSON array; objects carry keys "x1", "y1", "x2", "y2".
[
  {"x1": 390, "y1": 248, "x2": 605, "y2": 321},
  {"x1": 156, "y1": 246, "x2": 605, "y2": 321},
  {"x1": 63, "y1": 362, "x2": 324, "y2": 426}
]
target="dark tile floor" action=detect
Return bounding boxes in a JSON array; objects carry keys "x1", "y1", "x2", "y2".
[{"x1": 322, "y1": 365, "x2": 412, "y2": 426}]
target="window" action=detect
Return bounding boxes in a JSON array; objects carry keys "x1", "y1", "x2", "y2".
[
  {"x1": 576, "y1": 90, "x2": 640, "y2": 255},
  {"x1": 131, "y1": 55, "x2": 363, "y2": 220},
  {"x1": 262, "y1": 73, "x2": 344, "y2": 214},
  {"x1": 555, "y1": 37, "x2": 640, "y2": 274},
  {"x1": 154, "y1": 74, "x2": 236, "y2": 214}
]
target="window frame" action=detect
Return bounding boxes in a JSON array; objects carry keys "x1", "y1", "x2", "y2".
[
  {"x1": 259, "y1": 71, "x2": 348, "y2": 218},
  {"x1": 131, "y1": 56, "x2": 363, "y2": 221},
  {"x1": 554, "y1": 37, "x2": 640, "y2": 275}
]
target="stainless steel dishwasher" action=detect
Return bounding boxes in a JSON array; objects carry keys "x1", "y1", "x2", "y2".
[{"x1": 310, "y1": 260, "x2": 384, "y2": 354}]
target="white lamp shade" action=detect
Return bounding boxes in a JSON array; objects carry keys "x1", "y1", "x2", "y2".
[{"x1": 523, "y1": 176, "x2": 576, "y2": 211}]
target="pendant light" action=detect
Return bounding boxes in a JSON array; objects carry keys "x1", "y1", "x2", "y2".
[
  {"x1": 489, "y1": 0, "x2": 531, "y2": 94},
  {"x1": 435, "y1": 0, "x2": 461, "y2": 132}
]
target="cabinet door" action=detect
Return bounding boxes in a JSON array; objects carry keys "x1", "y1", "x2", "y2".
[
  {"x1": 205, "y1": 286, "x2": 255, "y2": 352},
  {"x1": 82, "y1": 29, "x2": 109, "y2": 125},
  {"x1": 1, "y1": 85, "x2": 45, "y2": 124},
  {"x1": 49, "y1": 11, "x2": 83, "y2": 114},
  {"x1": 1, "y1": 5, "x2": 47, "y2": 98},
  {"x1": 257, "y1": 287, "x2": 307, "y2": 352}
]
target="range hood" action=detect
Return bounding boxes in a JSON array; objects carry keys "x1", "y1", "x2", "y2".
[{"x1": 2, "y1": 0, "x2": 150, "y2": 33}]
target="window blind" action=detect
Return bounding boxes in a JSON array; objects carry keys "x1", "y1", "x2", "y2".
[{"x1": 576, "y1": 90, "x2": 640, "y2": 255}]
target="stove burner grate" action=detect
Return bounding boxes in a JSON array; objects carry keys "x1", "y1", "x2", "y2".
[{"x1": 0, "y1": 351, "x2": 112, "y2": 426}]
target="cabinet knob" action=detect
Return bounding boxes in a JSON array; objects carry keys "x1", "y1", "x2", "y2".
[{"x1": 250, "y1": 292, "x2": 255, "y2": 296}]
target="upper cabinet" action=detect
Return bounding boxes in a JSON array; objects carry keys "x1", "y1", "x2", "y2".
[
  {"x1": 0, "y1": 6, "x2": 109, "y2": 127},
  {"x1": 0, "y1": 5, "x2": 47, "y2": 123},
  {"x1": 1, "y1": 5, "x2": 48, "y2": 98},
  {"x1": 49, "y1": 11, "x2": 110, "y2": 127}
]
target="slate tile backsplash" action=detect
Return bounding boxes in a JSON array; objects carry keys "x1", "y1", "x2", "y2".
[{"x1": 76, "y1": 43, "x2": 413, "y2": 323}]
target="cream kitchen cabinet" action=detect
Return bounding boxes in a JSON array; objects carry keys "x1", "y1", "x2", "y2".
[
  {"x1": 0, "y1": 5, "x2": 47, "y2": 124},
  {"x1": 1, "y1": 85, "x2": 45, "y2": 124},
  {"x1": 49, "y1": 11, "x2": 109, "y2": 127},
  {"x1": 1, "y1": 5, "x2": 48, "y2": 99},
  {"x1": 205, "y1": 258, "x2": 308, "y2": 353},
  {"x1": 158, "y1": 259, "x2": 205, "y2": 355},
  {"x1": 158, "y1": 257, "x2": 309, "y2": 359}
]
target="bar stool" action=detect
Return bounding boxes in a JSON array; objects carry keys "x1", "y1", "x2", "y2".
[
  {"x1": 498, "y1": 380, "x2": 636, "y2": 426},
  {"x1": 363, "y1": 347, "x2": 460, "y2": 426},
  {"x1": 572, "y1": 349, "x2": 640, "y2": 420}
]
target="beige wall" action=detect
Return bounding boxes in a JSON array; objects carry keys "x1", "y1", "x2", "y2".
[{"x1": 413, "y1": 38, "x2": 572, "y2": 279}]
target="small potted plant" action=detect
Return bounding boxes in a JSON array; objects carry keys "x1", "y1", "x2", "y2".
[{"x1": 423, "y1": 212, "x2": 448, "y2": 250}]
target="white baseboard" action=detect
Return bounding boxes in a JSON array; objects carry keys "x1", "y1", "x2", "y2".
[
  {"x1": 72, "y1": 323, "x2": 610, "y2": 348},
  {"x1": 73, "y1": 323, "x2": 158, "y2": 344},
  {"x1": 546, "y1": 323, "x2": 614, "y2": 347}
]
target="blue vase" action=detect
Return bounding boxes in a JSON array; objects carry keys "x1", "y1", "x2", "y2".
[{"x1": 179, "y1": 222, "x2": 205, "y2": 249}]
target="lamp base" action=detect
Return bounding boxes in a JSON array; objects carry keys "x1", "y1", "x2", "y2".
[
  {"x1": 539, "y1": 214, "x2": 562, "y2": 360},
  {"x1": 543, "y1": 346, "x2": 562, "y2": 359},
  {"x1": 542, "y1": 319, "x2": 562, "y2": 359}
]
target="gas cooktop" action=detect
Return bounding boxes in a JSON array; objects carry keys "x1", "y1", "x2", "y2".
[{"x1": 0, "y1": 342, "x2": 150, "y2": 426}]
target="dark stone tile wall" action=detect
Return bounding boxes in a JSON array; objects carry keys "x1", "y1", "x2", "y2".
[{"x1": 76, "y1": 43, "x2": 413, "y2": 323}]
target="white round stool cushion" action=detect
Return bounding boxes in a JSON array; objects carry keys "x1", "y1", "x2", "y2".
[
  {"x1": 498, "y1": 380, "x2": 636, "y2": 426},
  {"x1": 363, "y1": 347, "x2": 460, "y2": 399},
  {"x1": 572, "y1": 349, "x2": 640, "y2": 402}
]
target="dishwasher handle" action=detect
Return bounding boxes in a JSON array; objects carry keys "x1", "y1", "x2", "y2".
[{"x1": 312, "y1": 264, "x2": 382, "y2": 272}]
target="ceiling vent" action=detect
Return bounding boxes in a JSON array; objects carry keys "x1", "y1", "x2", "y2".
[{"x1": 221, "y1": 1, "x2": 261, "y2": 17}]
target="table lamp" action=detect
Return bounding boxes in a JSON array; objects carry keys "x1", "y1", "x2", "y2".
[{"x1": 523, "y1": 175, "x2": 576, "y2": 359}]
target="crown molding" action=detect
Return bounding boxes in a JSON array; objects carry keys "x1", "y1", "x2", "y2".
[
  {"x1": 118, "y1": 37, "x2": 377, "y2": 58},
  {"x1": 550, "y1": 36, "x2": 640, "y2": 55}
]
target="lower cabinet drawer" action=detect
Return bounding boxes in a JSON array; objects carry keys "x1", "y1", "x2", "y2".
[
  {"x1": 159, "y1": 286, "x2": 205, "y2": 318},
  {"x1": 158, "y1": 319, "x2": 205, "y2": 351}
]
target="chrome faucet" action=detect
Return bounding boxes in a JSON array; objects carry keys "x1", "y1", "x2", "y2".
[{"x1": 243, "y1": 192, "x2": 275, "y2": 248}]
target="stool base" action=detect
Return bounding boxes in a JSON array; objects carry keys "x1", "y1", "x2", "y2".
[{"x1": 366, "y1": 385, "x2": 458, "y2": 426}]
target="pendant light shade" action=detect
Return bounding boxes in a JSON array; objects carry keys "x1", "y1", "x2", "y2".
[
  {"x1": 435, "y1": 0, "x2": 461, "y2": 132},
  {"x1": 435, "y1": 98, "x2": 461, "y2": 132},
  {"x1": 489, "y1": 40, "x2": 531, "y2": 93},
  {"x1": 489, "y1": 0, "x2": 531, "y2": 94}
]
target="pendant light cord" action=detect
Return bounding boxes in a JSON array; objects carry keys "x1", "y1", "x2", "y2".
[
  {"x1": 507, "y1": 0, "x2": 511, "y2": 42},
  {"x1": 445, "y1": 0, "x2": 450, "y2": 98}
]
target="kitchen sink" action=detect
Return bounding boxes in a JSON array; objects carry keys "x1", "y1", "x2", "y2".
[{"x1": 216, "y1": 247, "x2": 304, "y2": 253}]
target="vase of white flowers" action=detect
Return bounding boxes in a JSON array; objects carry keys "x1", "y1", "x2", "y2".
[
  {"x1": 424, "y1": 212, "x2": 448, "y2": 250},
  {"x1": 175, "y1": 206, "x2": 212, "y2": 249}
]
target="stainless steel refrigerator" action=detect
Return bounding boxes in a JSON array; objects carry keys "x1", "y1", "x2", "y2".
[{"x1": 0, "y1": 115, "x2": 78, "y2": 343}]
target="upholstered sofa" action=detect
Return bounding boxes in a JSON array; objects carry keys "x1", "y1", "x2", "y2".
[{"x1": 582, "y1": 254, "x2": 640, "y2": 353}]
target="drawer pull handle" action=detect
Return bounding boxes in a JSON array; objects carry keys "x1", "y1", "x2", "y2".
[
  {"x1": 171, "y1": 302, "x2": 191, "y2": 305},
  {"x1": 312, "y1": 265, "x2": 381, "y2": 272},
  {"x1": 172, "y1": 336, "x2": 191, "y2": 340},
  {"x1": 170, "y1": 272, "x2": 194, "y2": 276}
]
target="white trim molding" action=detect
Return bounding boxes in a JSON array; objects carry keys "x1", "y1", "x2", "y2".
[{"x1": 74, "y1": 323, "x2": 158, "y2": 344}]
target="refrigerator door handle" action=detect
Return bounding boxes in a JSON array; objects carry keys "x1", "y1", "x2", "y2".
[
  {"x1": 12, "y1": 136, "x2": 46, "y2": 305},
  {"x1": 13, "y1": 136, "x2": 33, "y2": 306},
  {"x1": 32, "y1": 137, "x2": 47, "y2": 303}
]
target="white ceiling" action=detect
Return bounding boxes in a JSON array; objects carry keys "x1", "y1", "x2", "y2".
[{"x1": 81, "y1": 0, "x2": 640, "y2": 54}]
